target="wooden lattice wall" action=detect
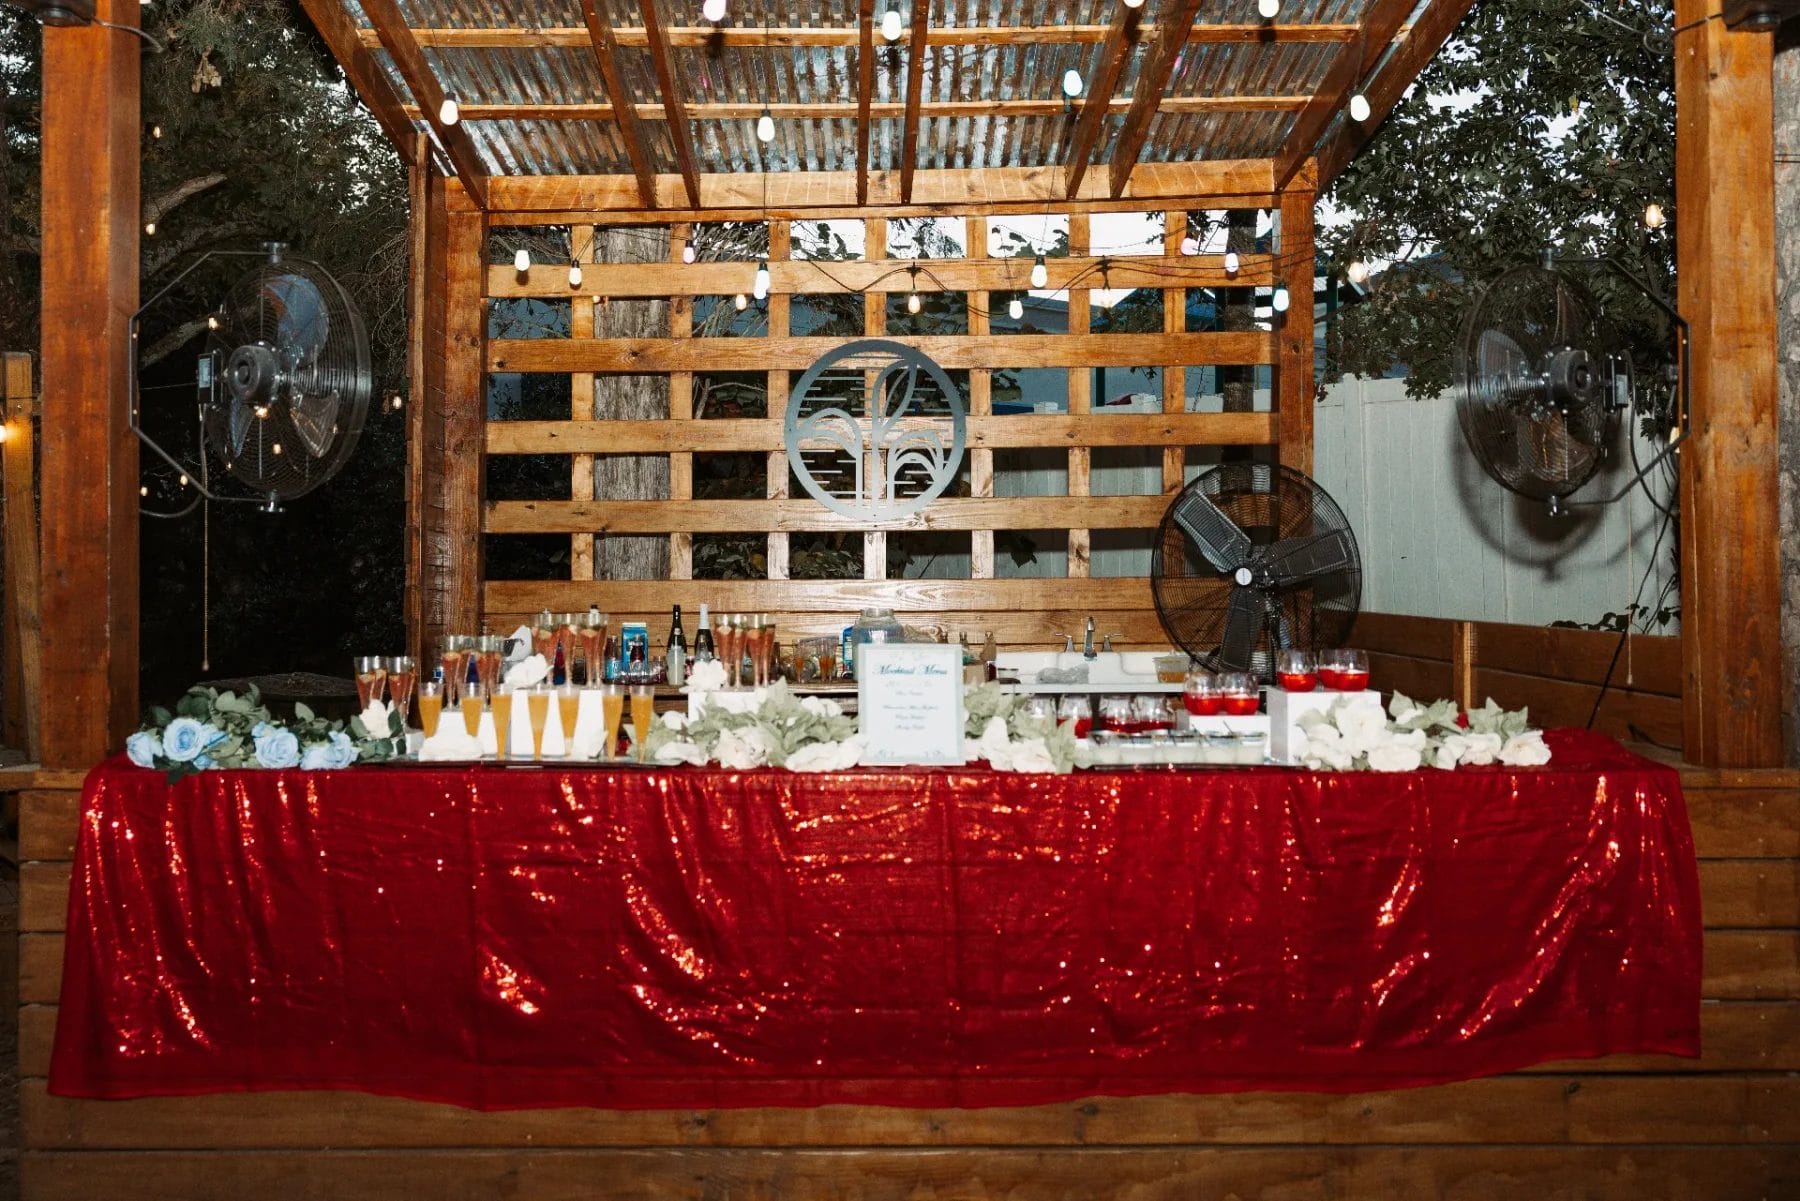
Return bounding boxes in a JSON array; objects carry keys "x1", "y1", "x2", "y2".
[{"x1": 409, "y1": 174, "x2": 1317, "y2": 662}]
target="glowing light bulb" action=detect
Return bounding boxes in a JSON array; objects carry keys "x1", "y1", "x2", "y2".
[
  {"x1": 139, "y1": 485, "x2": 149, "y2": 496},
  {"x1": 206, "y1": 315, "x2": 220, "y2": 331},
  {"x1": 881, "y1": 7, "x2": 903, "y2": 40},
  {"x1": 1272, "y1": 285, "x2": 1291, "y2": 313},
  {"x1": 0, "y1": 425, "x2": 8, "y2": 445},
  {"x1": 1062, "y1": 69, "x2": 1083, "y2": 99},
  {"x1": 143, "y1": 221, "x2": 156, "y2": 236},
  {"x1": 438, "y1": 96, "x2": 461, "y2": 125},
  {"x1": 391, "y1": 394, "x2": 405, "y2": 410},
  {"x1": 1348, "y1": 93, "x2": 1371, "y2": 123},
  {"x1": 702, "y1": 0, "x2": 727, "y2": 22},
  {"x1": 1346, "y1": 260, "x2": 1370, "y2": 285},
  {"x1": 514, "y1": 247, "x2": 531, "y2": 272},
  {"x1": 1643, "y1": 202, "x2": 1666, "y2": 230},
  {"x1": 1224, "y1": 250, "x2": 1240, "y2": 275},
  {"x1": 255, "y1": 405, "x2": 269, "y2": 419},
  {"x1": 734, "y1": 293, "x2": 749, "y2": 311},
  {"x1": 1030, "y1": 255, "x2": 1048, "y2": 289},
  {"x1": 1179, "y1": 236, "x2": 1199, "y2": 256},
  {"x1": 1257, "y1": 0, "x2": 1280, "y2": 18},
  {"x1": 1122, "y1": 0, "x2": 1144, "y2": 7},
  {"x1": 568, "y1": 261, "x2": 583, "y2": 288},
  {"x1": 682, "y1": 244, "x2": 697, "y2": 263},
  {"x1": 756, "y1": 109, "x2": 776, "y2": 143},
  {"x1": 178, "y1": 473, "x2": 188, "y2": 487},
  {"x1": 1008, "y1": 298, "x2": 1024, "y2": 320},
  {"x1": 752, "y1": 261, "x2": 771, "y2": 300},
  {"x1": 272, "y1": 442, "x2": 283, "y2": 455},
  {"x1": 907, "y1": 291, "x2": 922, "y2": 314},
  {"x1": 150, "y1": 124, "x2": 162, "y2": 139}
]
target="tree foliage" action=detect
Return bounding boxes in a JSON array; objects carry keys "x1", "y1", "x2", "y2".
[{"x1": 1319, "y1": 0, "x2": 1677, "y2": 399}]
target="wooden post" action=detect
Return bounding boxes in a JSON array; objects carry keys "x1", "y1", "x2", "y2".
[
  {"x1": 1276, "y1": 165, "x2": 1317, "y2": 475},
  {"x1": 3, "y1": 353, "x2": 42, "y2": 758},
  {"x1": 37, "y1": 0, "x2": 139, "y2": 768},
  {"x1": 1675, "y1": 0, "x2": 1785, "y2": 766}
]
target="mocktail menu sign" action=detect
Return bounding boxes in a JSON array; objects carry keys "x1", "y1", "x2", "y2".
[{"x1": 855, "y1": 643, "x2": 966, "y2": 766}]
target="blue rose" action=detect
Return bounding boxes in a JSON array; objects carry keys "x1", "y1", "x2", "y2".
[
  {"x1": 323, "y1": 731, "x2": 358, "y2": 770},
  {"x1": 162, "y1": 717, "x2": 212, "y2": 763},
  {"x1": 299, "y1": 741, "x2": 331, "y2": 770},
  {"x1": 125, "y1": 731, "x2": 160, "y2": 769},
  {"x1": 194, "y1": 753, "x2": 215, "y2": 770},
  {"x1": 253, "y1": 726, "x2": 301, "y2": 769}
]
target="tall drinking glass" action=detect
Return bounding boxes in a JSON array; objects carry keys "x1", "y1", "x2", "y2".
[
  {"x1": 559, "y1": 613, "x2": 584, "y2": 683},
  {"x1": 385, "y1": 655, "x2": 417, "y2": 723},
  {"x1": 459, "y1": 681, "x2": 486, "y2": 740},
  {"x1": 490, "y1": 683, "x2": 515, "y2": 760},
  {"x1": 557, "y1": 683, "x2": 581, "y2": 757},
  {"x1": 599, "y1": 684, "x2": 624, "y2": 761},
  {"x1": 476, "y1": 635, "x2": 505, "y2": 695},
  {"x1": 438, "y1": 637, "x2": 466, "y2": 707},
  {"x1": 353, "y1": 656, "x2": 387, "y2": 708},
  {"x1": 416, "y1": 680, "x2": 443, "y2": 739},
  {"x1": 580, "y1": 612, "x2": 608, "y2": 686},
  {"x1": 718, "y1": 617, "x2": 743, "y2": 688},
  {"x1": 531, "y1": 610, "x2": 558, "y2": 665},
  {"x1": 630, "y1": 685, "x2": 655, "y2": 762},
  {"x1": 526, "y1": 685, "x2": 550, "y2": 760}
]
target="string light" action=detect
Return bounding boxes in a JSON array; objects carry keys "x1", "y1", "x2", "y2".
[
  {"x1": 206, "y1": 315, "x2": 220, "y2": 331},
  {"x1": 1008, "y1": 297, "x2": 1024, "y2": 320},
  {"x1": 1179, "y1": 236, "x2": 1198, "y2": 256},
  {"x1": 1224, "y1": 250, "x2": 1240, "y2": 275},
  {"x1": 514, "y1": 247, "x2": 531, "y2": 272},
  {"x1": 272, "y1": 442, "x2": 283, "y2": 455},
  {"x1": 150, "y1": 124, "x2": 162, "y2": 139},
  {"x1": 178, "y1": 473, "x2": 188, "y2": 487},
  {"x1": 1062, "y1": 69, "x2": 1083, "y2": 99},
  {"x1": 682, "y1": 244, "x2": 697, "y2": 263},
  {"x1": 1271, "y1": 284, "x2": 1291, "y2": 313},
  {"x1": 1122, "y1": 0, "x2": 1144, "y2": 7},
  {"x1": 1346, "y1": 260, "x2": 1370, "y2": 285},
  {"x1": 752, "y1": 261, "x2": 771, "y2": 300},
  {"x1": 880, "y1": 7, "x2": 903, "y2": 40},
  {"x1": 1030, "y1": 254, "x2": 1048, "y2": 288},
  {"x1": 734, "y1": 293, "x2": 749, "y2": 311},
  {"x1": 1348, "y1": 93, "x2": 1372, "y2": 122},
  {"x1": 0, "y1": 424, "x2": 8, "y2": 445},
  {"x1": 568, "y1": 261, "x2": 583, "y2": 288},
  {"x1": 756, "y1": 108, "x2": 776, "y2": 143},
  {"x1": 255, "y1": 405, "x2": 269, "y2": 419},
  {"x1": 1643, "y1": 202, "x2": 1666, "y2": 229},
  {"x1": 701, "y1": 0, "x2": 727, "y2": 22},
  {"x1": 907, "y1": 290, "x2": 922, "y2": 314},
  {"x1": 144, "y1": 220, "x2": 156, "y2": 236},
  {"x1": 1257, "y1": 0, "x2": 1280, "y2": 17},
  {"x1": 391, "y1": 394, "x2": 405, "y2": 410},
  {"x1": 140, "y1": 485, "x2": 149, "y2": 496},
  {"x1": 438, "y1": 95, "x2": 461, "y2": 126}
]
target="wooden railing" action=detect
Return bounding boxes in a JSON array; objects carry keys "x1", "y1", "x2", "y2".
[{"x1": 1356, "y1": 612, "x2": 1683, "y2": 751}]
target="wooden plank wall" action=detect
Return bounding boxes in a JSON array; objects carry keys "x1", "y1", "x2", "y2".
[
  {"x1": 14, "y1": 758, "x2": 1800, "y2": 1198},
  {"x1": 471, "y1": 197, "x2": 1307, "y2": 656},
  {"x1": 2, "y1": 352, "x2": 42, "y2": 758}
]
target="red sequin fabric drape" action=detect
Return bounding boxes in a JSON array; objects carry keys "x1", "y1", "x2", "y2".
[{"x1": 51, "y1": 730, "x2": 1699, "y2": 1109}]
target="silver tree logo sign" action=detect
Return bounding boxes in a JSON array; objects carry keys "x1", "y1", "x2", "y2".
[{"x1": 785, "y1": 339, "x2": 967, "y2": 523}]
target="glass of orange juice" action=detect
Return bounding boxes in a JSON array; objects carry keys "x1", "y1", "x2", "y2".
[
  {"x1": 459, "y1": 681, "x2": 485, "y2": 741},
  {"x1": 599, "y1": 684, "x2": 624, "y2": 761},
  {"x1": 630, "y1": 685, "x2": 655, "y2": 762},
  {"x1": 416, "y1": 680, "x2": 443, "y2": 740},
  {"x1": 526, "y1": 685, "x2": 551, "y2": 760},
  {"x1": 490, "y1": 683, "x2": 515, "y2": 759},
  {"x1": 557, "y1": 683, "x2": 581, "y2": 757}
]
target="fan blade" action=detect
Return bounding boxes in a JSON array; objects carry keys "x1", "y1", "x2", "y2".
[
  {"x1": 228, "y1": 395, "x2": 254, "y2": 456},
  {"x1": 1173, "y1": 489, "x2": 1254, "y2": 573},
  {"x1": 1259, "y1": 529, "x2": 1355, "y2": 588},
  {"x1": 1218, "y1": 586, "x2": 1262, "y2": 672},
  {"x1": 288, "y1": 390, "x2": 341, "y2": 459}
]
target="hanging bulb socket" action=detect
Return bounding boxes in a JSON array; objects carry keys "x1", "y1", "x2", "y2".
[
  {"x1": 438, "y1": 95, "x2": 461, "y2": 126},
  {"x1": 880, "y1": 7, "x2": 903, "y2": 40},
  {"x1": 756, "y1": 109, "x2": 776, "y2": 143},
  {"x1": 568, "y1": 261, "x2": 583, "y2": 288},
  {"x1": 1030, "y1": 254, "x2": 1048, "y2": 289},
  {"x1": 752, "y1": 261, "x2": 771, "y2": 300},
  {"x1": 514, "y1": 247, "x2": 531, "y2": 272},
  {"x1": 1348, "y1": 93, "x2": 1372, "y2": 123}
]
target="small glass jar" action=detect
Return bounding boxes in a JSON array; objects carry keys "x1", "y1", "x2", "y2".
[{"x1": 848, "y1": 607, "x2": 904, "y2": 678}]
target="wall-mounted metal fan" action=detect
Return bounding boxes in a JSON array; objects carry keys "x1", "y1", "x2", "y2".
[
  {"x1": 1456, "y1": 254, "x2": 1688, "y2": 516},
  {"x1": 131, "y1": 244, "x2": 372, "y2": 512},
  {"x1": 1151, "y1": 463, "x2": 1362, "y2": 677}
]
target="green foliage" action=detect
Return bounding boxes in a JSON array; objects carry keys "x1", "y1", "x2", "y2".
[{"x1": 1319, "y1": 1, "x2": 1676, "y2": 399}]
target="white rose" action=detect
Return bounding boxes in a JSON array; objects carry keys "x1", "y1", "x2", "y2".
[
  {"x1": 1336, "y1": 705, "x2": 1389, "y2": 755},
  {"x1": 1002, "y1": 737, "x2": 1057, "y2": 774},
  {"x1": 659, "y1": 710, "x2": 689, "y2": 733},
  {"x1": 975, "y1": 715, "x2": 1014, "y2": 766},
  {"x1": 787, "y1": 737, "x2": 864, "y2": 773},
  {"x1": 654, "y1": 739, "x2": 711, "y2": 767},
  {"x1": 684, "y1": 660, "x2": 729, "y2": 692},
  {"x1": 1301, "y1": 725, "x2": 1354, "y2": 771},
  {"x1": 714, "y1": 727, "x2": 770, "y2": 770},
  {"x1": 358, "y1": 699, "x2": 392, "y2": 737},
  {"x1": 504, "y1": 654, "x2": 550, "y2": 689},
  {"x1": 1498, "y1": 731, "x2": 1552, "y2": 767},
  {"x1": 1367, "y1": 742, "x2": 1423, "y2": 773},
  {"x1": 799, "y1": 696, "x2": 844, "y2": 720},
  {"x1": 1429, "y1": 737, "x2": 1466, "y2": 770},
  {"x1": 1458, "y1": 731, "x2": 1504, "y2": 765}
]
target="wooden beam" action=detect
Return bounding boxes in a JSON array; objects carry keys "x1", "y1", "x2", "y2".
[
  {"x1": 405, "y1": 140, "x2": 447, "y2": 667},
  {"x1": 579, "y1": 0, "x2": 658, "y2": 208},
  {"x1": 405, "y1": 96, "x2": 1313, "y2": 123},
  {"x1": 358, "y1": 0, "x2": 489, "y2": 208},
  {"x1": 3, "y1": 354, "x2": 42, "y2": 758},
  {"x1": 1107, "y1": 0, "x2": 1205, "y2": 198},
  {"x1": 1674, "y1": 0, "x2": 1785, "y2": 767},
  {"x1": 298, "y1": 0, "x2": 421, "y2": 157},
  {"x1": 1313, "y1": 0, "x2": 1479, "y2": 188},
  {"x1": 1275, "y1": 167, "x2": 1317, "y2": 475},
  {"x1": 629, "y1": 0, "x2": 702, "y2": 208},
  {"x1": 485, "y1": 495, "x2": 1177, "y2": 536},
  {"x1": 897, "y1": 0, "x2": 931, "y2": 203},
  {"x1": 37, "y1": 0, "x2": 138, "y2": 768},
  {"x1": 482, "y1": 159, "x2": 1278, "y2": 214},
  {"x1": 362, "y1": 23, "x2": 1366, "y2": 51},
  {"x1": 1273, "y1": 0, "x2": 1417, "y2": 192},
  {"x1": 856, "y1": 0, "x2": 874, "y2": 207},
  {"x1": 1063, "y1": 5, "x2": 1145, "y2": 199}
]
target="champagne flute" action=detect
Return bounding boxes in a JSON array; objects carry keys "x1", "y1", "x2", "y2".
[
  {"x1": 459, "y1": 681, "x2": 486, "y2": 740},
  {"x1": 559, "y1": 612, "x2": 584, "y2": 684},
  {"x1": 353, "y1": 656, "x2": 388, "y2": 708},
  {"x1": 557, "y1": 682, "x2": 582, "y2": 758},
  {"x1": 438, "y1": 637, "x2": 466, "y2": 708},
  {"x1": 526, "y1": 685, "x2": 551, "y2": 760},
  {"x1": 599, "y1": 684, "x2": 624, "y2": 761},
  {"x1": 580, "y1": 611, "x2": 608, "y2": 686},
  {"x1": 490, "y1": 682, "x2": 515, "y2": 760},
  {"x1": 630, "y1": 685, "x2": 655, "y2": 763},
  {"x1": 385, "y1": 655, "x2": 417, "y2": 724},
  {"x1": 532, "y1": 610, "x2": 558, "y2": 665},
  {"x1": 476, "y1": 635, "x2": 505, "y2": 695},
  {"x1": 416, "y1": 680, "x2": 443, "y2": 739}
]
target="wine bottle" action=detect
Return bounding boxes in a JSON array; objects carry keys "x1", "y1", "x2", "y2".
[
  {"x1": 666, "y1": 605, "x2": 688, "y2": 686},
  {"x1": 694, "y1": 602, "x2": 715, "y2": 663}
]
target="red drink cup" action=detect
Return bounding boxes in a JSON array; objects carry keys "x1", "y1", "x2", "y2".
[
  {"x1": 1276, "y1": 671, "x2": 1317, "y2": 692},
  {"x1": 1335, "y1": 669, "x2": 1370, "y2": 691},
  {"x1": 1222, "y1": 694, "x2": 1260, "y2": 716}
]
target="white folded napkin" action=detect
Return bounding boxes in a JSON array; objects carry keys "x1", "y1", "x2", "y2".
[
  {"x1": 504, "y1": 653, "x2": 550, "y2": 689},
  {"x1": 418, "y1": 727, "x2": 485, "y2": 762}
]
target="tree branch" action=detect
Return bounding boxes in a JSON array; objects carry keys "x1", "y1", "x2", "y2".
[
  {"x1": 139, "y1": 318, "x2": 211, "y2": 370},
  {"x1": 143, "y1": 173, "x2": 227, "y2": 225}
]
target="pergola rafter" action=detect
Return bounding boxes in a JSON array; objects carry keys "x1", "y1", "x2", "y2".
[
  {"x1": 632, "y1": 0, "x2": 702, "y2": 208},
  {"x1": 1061, "y1": 3, "x2": 1144, "y2": 199},
  {"x1": 579, "y1": 0, "x2": 658, "y2": 209},
  {"x1": 1106, "y1": 0, "x2": 1206, "y2": 199},
  {"x1": 1275, "y1": 0, "x2": 1420, "y2": 191},
  {"x1": 897, "y1": 0, "x2": 931, "y2": 204},
  {"x1": 356, "y1": 0, "x2": 489, "y2": 209},
  {"x1": 855, "y1": 0, "x2": 874, "y2": 206}
]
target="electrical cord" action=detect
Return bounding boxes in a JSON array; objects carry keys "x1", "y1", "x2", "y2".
[{"x1": 1585, "y1": 497, "x2": 1675, "y2": 730}]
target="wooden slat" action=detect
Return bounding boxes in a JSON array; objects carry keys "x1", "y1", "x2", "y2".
[
  {"x1": 896, "y1": 0, "x2": 931, "y2": 203},
  {"x1": 1062, "y1": 3, "x2": 1144, "y2": 198},
  {"x1": 578, "y1": 0, "x2": 657, "y2": 208},
  {"x1": 0, "y1": 766, "x2": 88, "y2": 791},
  {"x1": 486, "y1": 495, "x2": 1175, "y2": 536},
  {"x1": 1105, "y1": 0, "x2": 1204, "y2": 198},
  {"x1": 1351, "y1": 613, "x2": 1683, "y2": 696},
  {"x1": 490, "y1": 331, "x2": 1275, "y2": 374},
  {"x1": 631, "y1": 0, "x2": 700, "y2": 208},
  {"x1": 298, "y1": 0, "x2": 421, "y2": 159},
  {"x1": 1275, "y1": 166, "x2": 1317, "y2": 473},
  {"x1": 413, "y1": 96, "x2": 1312, "y2": 123},
  {"x1": 360, "y1": 23, "x2": 1367, "y2": 51},
  {"x1": 855, "y1": 0, "x2": 874, "y2": 206},
  {"x1": 1471, "y1": 666, "x2": 1683, "y2": 748},
  {"x1": 491, "y1": 577, "x2": 1158, "y2": 614},
  {"x1": 1687, "y1": 788, "x2": 1800, "y2": 859},
  {"x1": 569, "y1": 227, "x2": 597, "y2": 579},
  {"x1": 1314, "y1": 0, "x2": 1482, "y2": 187},
  {"x1": 1675, "y1": 0, "x2": 1784, "y2": 768},
  {"x1": 17, "y1": 788, "x2": 80, "y2": 862},
  {"x1": 485, "y1": 254, "x2": 1278, "y2": 298},
  {"x1": 358, "y1": 0, "x2": 489, "y2": 209},
  {"x1": 3, "y1": 352, "x2": 42, "y2": 758},
  {"x1": 37, "y1": 0, "x2": 140, "y2": 768},
  {"x1": 666, "y1": 227, "x2": 694, "y2": 581},
  {"x1": 1699, "y1": 859, "x2": 1800, "y2": 928},
  {"x1": 17, "y1": 1146, "x2": 1800, "y2": 1201},
  {"x1": 487, "y1": 412, "x2": 1276, "y2": 455}
]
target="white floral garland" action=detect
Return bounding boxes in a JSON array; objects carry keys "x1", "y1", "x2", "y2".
[{"x1": 1295, "y1": 693, "x2": 1551, "y2": 772}]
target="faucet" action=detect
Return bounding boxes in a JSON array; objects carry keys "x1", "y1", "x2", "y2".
[{"x1": 1083, "y1": 617, "x2": 1097, "y2": 659}]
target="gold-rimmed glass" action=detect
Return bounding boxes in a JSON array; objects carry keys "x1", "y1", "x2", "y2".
[
  {"x1": 557, "y1": 683, "x2": 581, "y2": 757},
  {"x1": 490, "y1": 682, "x2": 515, "y2": 759},
  {"x1": 599, "y1": 684, "x2": 624, "y2": 761},
  {"x1": 385, "y1": 655, "x2": 417, "y2": 723},
  {"x1": 630, "y1": 685, "x2": 655, "y2": 762},
  {"x1": 353, "y1": 656, "x2": 387, "y2": 708}
]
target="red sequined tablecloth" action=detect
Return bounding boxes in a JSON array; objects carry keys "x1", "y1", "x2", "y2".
[{"x1": 49, "y1": 730, "x2": 1699, "y2": 1110}]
